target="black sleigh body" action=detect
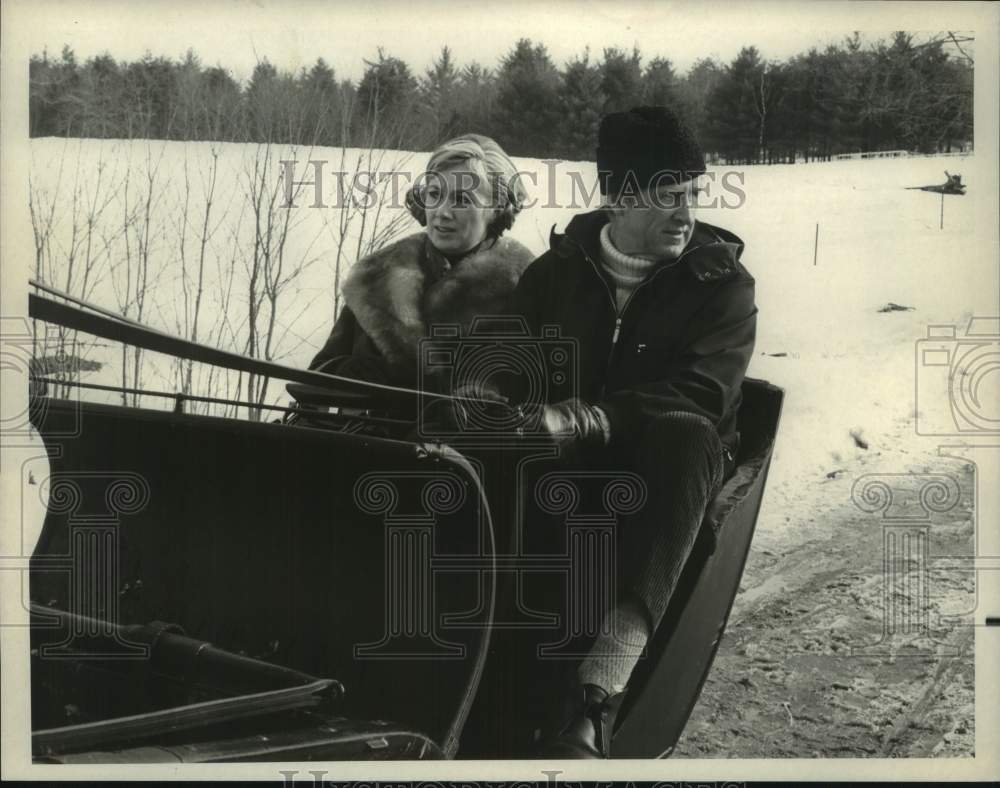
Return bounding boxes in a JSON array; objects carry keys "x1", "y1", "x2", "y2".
[{"x1": 25, "y1": 287, "x2": 783, "y2": 762}]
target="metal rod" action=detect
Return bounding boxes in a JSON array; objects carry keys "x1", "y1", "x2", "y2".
[
  {"x1": 29, "y1": 288, "x2": 497, "y2": 410},
  {"x1": 33, "y1": 377, "x2": 413, "y2": 427},
  {"x1": 29, "y1": 290, "x2": 423, "y2": 406},
  {"x1": 30, "y1": 279, "x2": 150, "y2": 328},
  {"x1": 813, "y1": 223, "x2": 819, "y2": 266}
]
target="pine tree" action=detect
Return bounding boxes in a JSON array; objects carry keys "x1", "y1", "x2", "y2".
[
  {"x1": 39, "y1": 46, "x2": 84, "y2": 137},
  {"x1": 173, "y1": 49, "x2": 203, "y2": 140},
  {"x1": 201, "y1": 66, "x2": 242, "y2": 141},
  {"x1": 493, "y1": 39, "x2": 562, "y2": 156},
  {"x1": 559, "y1": 49, "x2": 605, "y2": 161},
  {"x1": 355, "y1": 49, "x2": 421, "y2": 147},
  {"x1": 421, "y1": 46, "x2": 461, "y2": 141},
  {"x1": 29, "y1": 52, "x2": 54, "y2": 137},
  {"x1": 244, "y1": 60, "x2": 281, "y2": 142},
  {"x1": 675, "y1": 57, "x2": 723, "y2": 147},
  {"x1": 454, "y1": 62, "x2": 496, "y2": 135},
  {"x1": 300, "y1": 58, "x2": 341, "y2": 146},
  {"x1": 600, "y1": 47, "x2": 644, "y2": 113},
  {"x1": 643, "y1": 57, "x2": 677, "y2": 107},
  {"x1": 704, "y1": 47, "x2": 768, "y2": 163}
]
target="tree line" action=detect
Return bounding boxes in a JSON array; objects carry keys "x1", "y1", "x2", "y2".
[{"x1": 30, "y1": 31, "x2": 972, "y2": 164}]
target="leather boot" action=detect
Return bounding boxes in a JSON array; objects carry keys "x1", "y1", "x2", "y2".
[{"x1": 535, "y1": 683, "x2": 625, "y2": 759}]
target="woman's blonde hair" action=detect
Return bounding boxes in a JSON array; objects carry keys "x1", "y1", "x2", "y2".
[{"x1": 406, "y1": 133, "x2": 527, "y2": 239}]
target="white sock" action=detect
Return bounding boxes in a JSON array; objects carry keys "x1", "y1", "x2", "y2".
[{"x1": 576, "y1": 598, "x2": 651, "y2": 695}]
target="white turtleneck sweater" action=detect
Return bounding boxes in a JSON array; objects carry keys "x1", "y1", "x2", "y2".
[{"x1": 599, "y1": 223, "x2": 658, "y2": 313}]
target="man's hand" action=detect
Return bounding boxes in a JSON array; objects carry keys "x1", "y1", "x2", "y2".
[
  {"x1": 527, "y1": 398, "x2": 612, "y2": 452},
  {"x1": 412, "y1": 390, "x2": 611, "y2": 453}
]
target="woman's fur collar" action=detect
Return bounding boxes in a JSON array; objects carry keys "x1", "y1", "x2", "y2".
[{"x1": 342, "y1": 232, "x2": 535, "y2": 367}]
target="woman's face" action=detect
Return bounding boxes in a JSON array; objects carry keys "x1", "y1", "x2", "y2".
[{"x1": 422, "y1": 162, "x2": 496, "y2": 255}]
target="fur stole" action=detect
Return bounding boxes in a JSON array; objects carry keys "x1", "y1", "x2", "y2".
[{"x1": 341, "y1": 232, "x2": 535, "y2": 367}]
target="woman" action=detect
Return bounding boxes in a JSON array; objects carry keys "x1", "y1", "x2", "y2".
[{"x1": 308, "y1": 134, "x2": 535, "y2": 390}]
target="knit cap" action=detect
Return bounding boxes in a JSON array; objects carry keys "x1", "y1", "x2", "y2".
[{"x1": 596, "y1": 106, "x2": 706, "y2": 198}]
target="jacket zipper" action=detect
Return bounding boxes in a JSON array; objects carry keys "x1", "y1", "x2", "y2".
[
  {"x1": 575, "y1": 238, "x2": 708, "y2": 398},
  {"x1": 577, "y1": 247, "x2": 620, "y2": 399}
]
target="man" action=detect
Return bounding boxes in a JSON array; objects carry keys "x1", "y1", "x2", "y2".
[{"x1": 499, "y1": 106, "x2": 757, "y2": 757}]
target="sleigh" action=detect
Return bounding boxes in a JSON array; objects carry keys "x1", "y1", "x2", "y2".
[{"x1": 24, "y1": 284, "x2": 783, "y2": 762}]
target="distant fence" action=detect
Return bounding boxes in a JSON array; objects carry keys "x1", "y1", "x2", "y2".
[
  {"x1": 830, "y1": 149, "x2": 973, "y2": 161},
  {"x1": 705, "y1": 149, "x2": 974, "y2": 166},
  {"x1": 831, "y1": 150, "x2": 910, "y2": 160}
]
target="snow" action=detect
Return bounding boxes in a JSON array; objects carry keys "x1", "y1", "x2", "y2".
[{"x1": 27, "y1": 139, "x2": 995, "y2": 534}]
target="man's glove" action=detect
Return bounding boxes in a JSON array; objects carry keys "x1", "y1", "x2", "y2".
[
  {"x1": 529, "y1": 398, "x2": 612, "y2": 452},
  {"x1": 412, "y1": 391, "x2": 611, "y2": 452}
]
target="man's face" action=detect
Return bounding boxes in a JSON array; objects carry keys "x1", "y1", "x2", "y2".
[{"x1": 607, "y1": 178, "x2": 702, "y2": 261}]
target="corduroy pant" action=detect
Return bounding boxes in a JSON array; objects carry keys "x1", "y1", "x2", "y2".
[{"x1": 603, "y1": 410, "x2": 733, "y2": 633}]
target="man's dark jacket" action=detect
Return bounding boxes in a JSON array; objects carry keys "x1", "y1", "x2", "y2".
[{"x1": 504, "y1": 210, "x2": 757, "y2": 457}]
